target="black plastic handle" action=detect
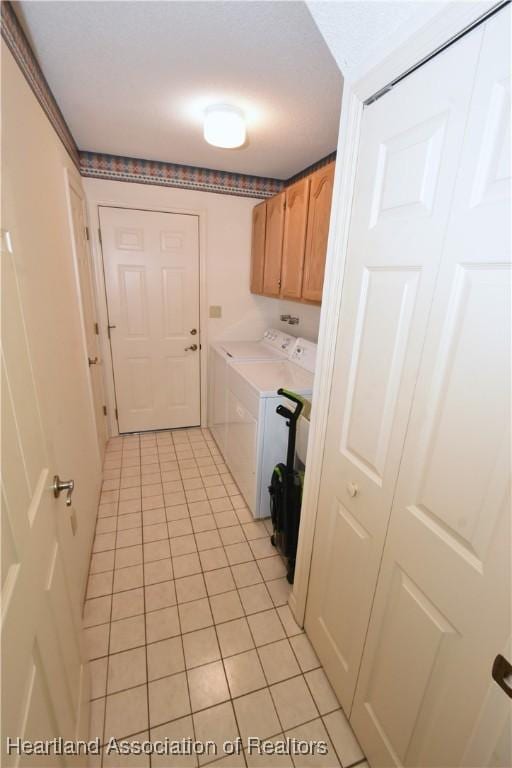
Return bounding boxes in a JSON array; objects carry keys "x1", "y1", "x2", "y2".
[
  {"x1": 492, "y1": 654, "x2": 512, "y2": 699},
  {"x1": 276, "y1": 405, "x2": 294, "y2": 420},
  {"x1": 276, "y1": 389, "x2": 304, "y2": 423}
]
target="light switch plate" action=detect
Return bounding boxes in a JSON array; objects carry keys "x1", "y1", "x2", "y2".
[{"x1": 209, "y1": 305, "x2": 222, "y2": 318}]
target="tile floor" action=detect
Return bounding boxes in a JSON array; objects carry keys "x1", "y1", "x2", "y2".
[{"x1": 84, "y1": 428, "x2": 366, "y2": 768}]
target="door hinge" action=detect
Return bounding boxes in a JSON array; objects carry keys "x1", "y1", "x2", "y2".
[
  {"x1": 85, "y1": 226, "x2": 90, "y2": 241},
  {"x1": 98, "y1": 228, "x2": 102, "y2": 245},
  {"x1": 102, "y1": 405, "x2": 107, "y2": 416},
  {"x1": 115, "y1": 408, "x2": 118, "y2": 421},
  {"x1": 94, "y1": 322, "x2": 99, "y2": 335}
]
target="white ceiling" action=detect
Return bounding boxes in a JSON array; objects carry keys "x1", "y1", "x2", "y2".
[
  {"x1": 307, "y1": 1, "x2": 448, "y2": 82},
  {"x1": 17, "y1": 1, "x2": 343, "y2": 179}
]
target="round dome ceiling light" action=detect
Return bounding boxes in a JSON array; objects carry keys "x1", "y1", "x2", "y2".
[{"x1": 203, "y1": 104, "x2": 246, "y2": 148}]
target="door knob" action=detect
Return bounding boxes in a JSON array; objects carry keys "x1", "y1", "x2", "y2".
[
  {"x1": 492, "y1": 654, "x2": 512, "y2": 698},
  {"x1": 185, "y1": 344, "x2": 198, "y2": 352},
  {"x1": 88, "y1": 356, "x2": 98, "y2": 366},
  {"x1": 190, "y1": 328, "x2": 197, "y2": 335},
  {"x1": 53, "y1": 475, "x2": 75, "y2": 507}
]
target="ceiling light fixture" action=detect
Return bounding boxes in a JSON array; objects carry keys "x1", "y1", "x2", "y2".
[{"x1": 203, "y1": 104, "x2": 246, "y2": 148}]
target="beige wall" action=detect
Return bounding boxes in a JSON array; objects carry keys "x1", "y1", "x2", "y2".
[{"x1": 2, "y1": 45, "x2": 101, "y2": 599}]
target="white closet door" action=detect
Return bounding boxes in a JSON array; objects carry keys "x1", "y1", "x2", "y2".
[
  {"x1": 351, "y1": 9, "x2": 511, "y2": 766},
  {"x1": 2, "y1": 232, "x2": 88, "y2": 765},
  {"x1": 304, "y1": 30, "x2": 483, "y2": 713},
  {"x1": 100, "y1": 206, "x2": 200, "y2": 433}
]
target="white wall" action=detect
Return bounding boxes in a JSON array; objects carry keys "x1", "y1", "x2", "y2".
[
  {"x1": 276, "y1": 299, "x2": 321, "y2": 341},
  {"x1": 83, "y1": 177, "x2": 281, "y2": 344}
]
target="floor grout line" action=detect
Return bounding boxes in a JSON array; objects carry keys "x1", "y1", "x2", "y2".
[
  {"x1": 133, "y1": 432, "x2": 154, "y2": 768},
  {"x1": 98, "y1": 435, "x2": 123, "y2": 759},
  {"x1": 90, "y1": 427, "x2": 361, "y2": 768},
  {"x1": 171, "y1": 438, "x2": 201, "y2": 768}
]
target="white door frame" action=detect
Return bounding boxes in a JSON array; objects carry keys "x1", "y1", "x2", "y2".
[
  {"x1": 85, "y1": 194, "x2": 208, "y2": 437},
  {"x1": 63, "y1": 168, "x2": 106, "y2": 461},
  {"x1": 291, "y1": 0, "x2": 501, "y2": 626}
]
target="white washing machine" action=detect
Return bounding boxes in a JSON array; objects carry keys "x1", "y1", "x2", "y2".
[
  {"x1": 208, "y1": 329, "x2": 296, "y2": 455},
  {"x1": 224, "y1": 339, "x2": 317, "y2": 518}
]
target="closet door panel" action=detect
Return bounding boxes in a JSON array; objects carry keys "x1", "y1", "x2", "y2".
[
  {"x1": 304, "y1": 29, "x2": 484, "y2": 714},
  {"x1": 351, "y1": 9, "x2": 511, "y2": 766}
]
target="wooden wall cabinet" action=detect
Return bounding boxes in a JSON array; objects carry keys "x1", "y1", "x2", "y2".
[
  {"x1": 302, "y1": 162, "x2": 335, "y2": 303},
  {"x1": 262, "y1": 192, "x2": 285, "y2": 297},
  {"x1": 250, "y1": 161, "x2": 335, "y2": 304},
  {"x1": 280, "y1": 177, "x2": 310, "y2": 300}
]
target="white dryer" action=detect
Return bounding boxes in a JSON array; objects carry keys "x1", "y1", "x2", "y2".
[
  {"x1": 225, "y1": 339, "x2": 317, "y2": 518},
  {"x1": 208, "y1": 329, "x2": 296, "y2": 455}
]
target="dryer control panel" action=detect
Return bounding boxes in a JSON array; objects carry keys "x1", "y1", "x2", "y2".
[
  {"x1": 289, "y1": 338, "x2": 317, "y2": 372},
  {"x1": 262, "y1": 328, "x2": 296, "y2": 354}
]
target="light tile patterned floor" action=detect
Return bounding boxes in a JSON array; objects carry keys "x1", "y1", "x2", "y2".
[{"x1": 84, "y1": 428, "x2": 366, "y2": 768}]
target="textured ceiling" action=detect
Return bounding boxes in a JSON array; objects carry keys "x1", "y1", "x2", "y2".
[
  {"x1": 16, "y1": 1, "x2": 343, "y2": 179},
  {"x1": 307, "y1": 1, "x2": 451, "y2": 81}
]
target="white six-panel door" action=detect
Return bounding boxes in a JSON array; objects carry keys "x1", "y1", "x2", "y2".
[
  {"x1": 1, "y1": 230, "x2": 88, "y2": 766},
  {"x1": 304, "y1": 29, "x2": 484, "y2": 714},
  {"x1": 100, "y1": 206, "x2": 200, "y2": 433},
  {"x1": 350, "y1": 10, "x2": 511, "y2": 766}
]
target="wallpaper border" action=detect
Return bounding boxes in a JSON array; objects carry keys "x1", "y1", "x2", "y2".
[
  {"x1": 0, "y1": 0, "x2": 80, "y2": 167},
  {"x1": 79, "y1": 152, "x2": 284, "y2": 199}
]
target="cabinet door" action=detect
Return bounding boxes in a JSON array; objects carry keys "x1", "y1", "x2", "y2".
[
  {"x1": 250, "y1": 201, "x2": 267, "y2": 294},
  {"x1": 280, "y1": 177, "x2": 310, "y2": 299},
  {"x1": 262, "y1": 192, "x2": 285, "y2": 297},
  {"x1": 302, "y1": 162, "x2": 335, "y2": 302}
]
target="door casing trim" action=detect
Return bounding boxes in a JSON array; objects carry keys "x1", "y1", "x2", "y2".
[
  {"x1": 85, "y1": 196, "x2": 208, "y2": 437},
  {"x1": 63, "y1": 167, "x2": 107, "y2": 461}
]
